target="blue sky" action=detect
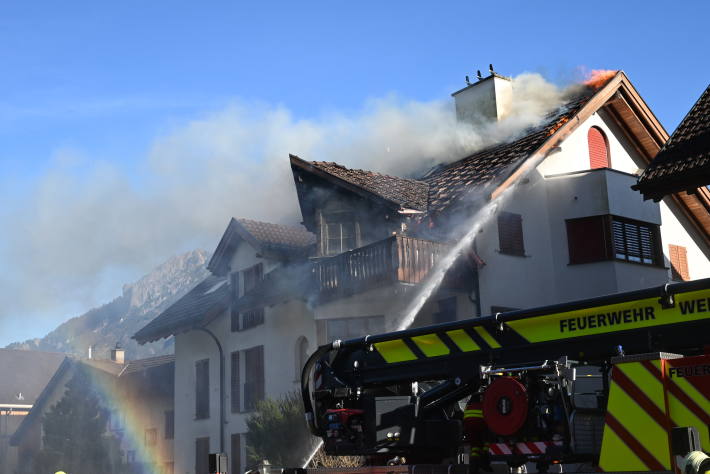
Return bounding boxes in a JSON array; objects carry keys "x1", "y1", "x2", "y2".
[{"x1": 1, "y1": 1, "x2": 708, "y2": 347}]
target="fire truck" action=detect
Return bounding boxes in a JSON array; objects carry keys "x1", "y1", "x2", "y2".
[{"x1": 300, "y1": 278, "x2": 710, "y2": 473}]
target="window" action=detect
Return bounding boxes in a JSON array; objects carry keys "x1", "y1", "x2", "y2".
[
  {"x1": 195, "y1": 359, "x2": 210, "y2": 419},
  {"x1": 127, "y1": 451, "x2": 136, "y2": 463},
  {"x1": 243, "y1": 263, "x2": 263, "y2": 294},
  {"x1": 231, "y1": 351, "x2": 240, "y2": 413},
  {"x1": 295, "y1": 336, "x2": 309, "y2": 380},
  {"x1": 669, "y1": 244, "x2": 689, "y2": 281},
  {"x1": 243, "y1": 346, "x2": 264, "y2": 411},
  {"x1": 195, "y1": 437, "x2": 210, "y2": 474},
  {"x1": 611, "y1": 218, "x2": 660, "y2": 265},
  {"x1": 109, "y1": 409, "x2": 125, "y2": 432},
  {"x1": 497, "y1": 212, "x2": 525, "y2": 256},
  {"x1": 433, "y1": 297, "x2": 457, "y2": 324},
  {"x1": 242, "y1": 308, "x2": 265, "y2": 330},
  {"x1": 325, "y1": 316, "x2": 385, "y2": 342},
  {"x1": 231, "y1": 433, "x2": 242, "y2": 474},
  {"x1": 566, "y1": 216, "x2": 613, "y2": 264},
  {"x1": 230, "y1": 272, "x2": 240, "y2": 332},
  {"x1": 323, "y1": 212, "x2": 358, "y2": 256},
  {"x1": 588, "y1": 126, "x2": 609, "y2": 169},
  {"x1": 164, "y1": 410, "x2": 174, "y2": 439},
  {"x1": 566, "y1": 215, "x2": 660, "y2": 266},
  {"x1": 145, "y1": 428, "x2": 157, "y2": 446}
]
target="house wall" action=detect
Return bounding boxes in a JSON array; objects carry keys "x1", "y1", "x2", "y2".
[{"x1": 173, "y1": 239, "x2": 316, "y2": 474}]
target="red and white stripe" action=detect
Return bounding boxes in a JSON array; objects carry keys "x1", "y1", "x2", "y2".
[{"x1": 489, "y1": 441, "x2": 562, "y2": 456}]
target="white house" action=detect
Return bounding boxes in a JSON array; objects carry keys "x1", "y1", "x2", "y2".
[{"x1": 134, "y1": 70, "x2": 709, "y2": 474}]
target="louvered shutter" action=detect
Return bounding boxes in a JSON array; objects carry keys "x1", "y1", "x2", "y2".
[
  {"x1": 231, "y1": 351, "x2": 240, "y2": 413},
  {"x1": 231, "y1": 433, "x2": 242, "y2": 474},
  {"x1": 588, "y1": 127, "x2": 609, "y2": 169},
  {"x1": 195, "y1": 359, "x2": 210, "y2": 419},
  {"x1": 669, "y1": 244, "x2": 689, "y2": 281},
  {"x1": 498, "y1": 212, "x2": 525, "y2": 256}
]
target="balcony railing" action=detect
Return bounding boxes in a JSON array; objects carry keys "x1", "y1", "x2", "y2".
[{"x1": 314, "y1": 235, "x2": 449, "y2": 299}]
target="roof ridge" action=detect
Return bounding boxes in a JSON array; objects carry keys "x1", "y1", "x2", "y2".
[{"x1": 310, "y1": 160, "x2": 427, "y2": 184}]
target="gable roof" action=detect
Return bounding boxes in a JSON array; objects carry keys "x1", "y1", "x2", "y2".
[
  {"x1": 120, "y1": 354, "x2": 175, "y2": 375},
  {"x1": 290, "y1": 157, "x2": 430, "y2": 211},
  {"x1": 288, "y1": 72, "x2": 710, "y2": 248},
  {"x1": 132, "y1": 274, "x2": 229, "y2": 343},
  {"x1": 0, "y1": 349, "x2": 66, "y2": 405},
  {"x1": 634, "y1": 83, "x2": 710, "y2": 201},
  {"x1": 207, "y1": 217, "x2": 315, "y2": 276}
]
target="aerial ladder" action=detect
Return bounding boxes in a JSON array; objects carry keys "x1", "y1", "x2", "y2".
[{"x1": 300, "y1": 278, "x2": 710, "y2": 473}]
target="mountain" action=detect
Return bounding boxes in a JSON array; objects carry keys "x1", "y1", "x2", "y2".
[{"x1": 5, "y1": 249, "x2": 211, "y2": 360}]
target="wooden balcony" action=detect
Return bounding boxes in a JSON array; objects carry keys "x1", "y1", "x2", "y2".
[{"x1": 313, "y1": 235, "x2": 449, "y2": 300}]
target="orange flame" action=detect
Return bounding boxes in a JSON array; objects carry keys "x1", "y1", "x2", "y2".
[
  {"x1": 583, "y1": 69, "x2": 618, "y2": 90},
  {"x1": 548, "y1": 116, "x2": 570, "y2": 136}
]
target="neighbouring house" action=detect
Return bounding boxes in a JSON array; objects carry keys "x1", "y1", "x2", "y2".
[
  {"x1": 133, "y1": 218, "x2": 316, "y2": 474},
  {"x1": 134, "y1": 69, "x2": 709, "y2": 474},
  {"x1": 634, "y1": 83, "x2": 710, "y2": 201},
  {"x1": 10, "y1": 348, "x2": 175, "y2": 474},
  {"x1": 0, "y1": 349, "x2": 65, "y2": 474}
]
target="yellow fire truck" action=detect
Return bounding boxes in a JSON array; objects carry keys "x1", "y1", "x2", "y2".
[{"x1": 300, "y1": 278, "x2": 710, "y2": 473}]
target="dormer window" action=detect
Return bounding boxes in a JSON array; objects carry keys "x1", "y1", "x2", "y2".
[
  {"x1": 588, "y1": 126, "x2": 610, "y2": 169},
  {"x1": 322, "y1": 211, "x2": 358, "y2": 256}
]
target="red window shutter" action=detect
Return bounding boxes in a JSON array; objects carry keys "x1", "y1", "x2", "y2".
[
  {"x1": 669, "y1": 244, "x2": 689, "y2": 281},
  {"x1": 498, "y1": 212, "x2": 525, "y2": 256},
  {"x1": 588, "y1": 127, "x2": 609, "y2": 169},
  {"x1": 566, "y1": 216, "x2": 612, "y2": 264}
]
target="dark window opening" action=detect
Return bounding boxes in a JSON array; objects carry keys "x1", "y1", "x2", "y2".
[
  {"x1": 433, "y1": 297, "x2": 457, "y2": 324},
  {"x1": 195, "y1": 437, "x2": 210, "y2": 474},
  {"x1": 231, "y1": 433, "x2": 242, "y2": 474},
  {"x1": 497, "y1": 212, "x2": 525, "y2": 256},
  {"x1": 323, "y1": 212, "x2": 358, "y2": 256},
  {"x1": 195, "y1": 359, "x2": 210, "y2": 419},
  {"x1": 243, "y1": 263, "x2": 263, "y2": 294},
  {"x1": 243, "y1": 346, "x2": 265, "y2": 411},
  {"x1": 164, "y1": 410, "x2": 174, "y2": 439}
]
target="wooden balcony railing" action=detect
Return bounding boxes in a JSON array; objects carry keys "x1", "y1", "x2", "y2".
[{"x1": 313, "y1": 235, "x2": 449, "y2": 299}]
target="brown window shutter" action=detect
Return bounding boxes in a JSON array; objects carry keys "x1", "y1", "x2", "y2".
[
  {"x1": 195, "y1": 359, "x2": 210, "y2": 419},
  {"x1": 669, "y1": 244, "x2": 689, "y2": 281},
  {"x1": 195, "y1": 437, "x2": 210, "y2": 474},
  {"x1": 231, "y1": 433, "x2": 242, "y2": 474},
  {"x1": 498, "y1": 212, "x2": 525, "y2": 256},
  {"x1": 566, "y1": 216, "x2": 612, "y2": 264},
  {"x1": 588, "y1": 127, "x2": 609, "y2": 169},
  {"x1": 256, "y1": 345, "x2": 265, "y2": 403},
  {"x1": 231, "y1": 351, "x2": 240, "y2": 413}
]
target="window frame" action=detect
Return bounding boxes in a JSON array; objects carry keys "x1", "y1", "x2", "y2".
[{"x1": 321, "y1": 211, "x2": 359, "y2": 256}]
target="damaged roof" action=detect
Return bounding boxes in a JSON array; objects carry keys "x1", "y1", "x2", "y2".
[
  {"x1": 634, "y1": 83, "x2": 710, "y2": 201},
  {"x1": 301, "y1": 160, "x2": 430, "y2": 211},
  {"x1": 133, "y1": 274, "x2": 229, "y2": 343},
  {"x1": 208, "y1": 217, "x2": 315, "y2": 275},
  {"x1": 423, "y1": 96, "x2": 590, "y2": 212}
]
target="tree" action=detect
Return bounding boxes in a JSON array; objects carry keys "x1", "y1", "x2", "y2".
[
  {"x1": 34, "y1": 365, "x2": 121, "y2": 474},
  {"x1": 245, "y1": 390, "x2": 362, "y2": 469}
]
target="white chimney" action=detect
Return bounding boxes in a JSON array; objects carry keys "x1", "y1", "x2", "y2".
[
  {"x1": 88, "y1": 345, "x2": 93, "y2": 359},
  {"x1": 452, "y1": 69, "x2": 513, "y2": 124},
  {"x1": 110, "y1": 344, "x2": 125, "y2": 364}
]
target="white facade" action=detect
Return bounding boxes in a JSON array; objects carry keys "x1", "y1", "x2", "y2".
[{"x1": 173, "y1": 239, "x2": 316, "y2": 474}]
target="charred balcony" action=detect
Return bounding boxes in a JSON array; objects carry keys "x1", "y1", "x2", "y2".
[{"x1": 313, "y1": 234, "x2": 455, "y2": 300}]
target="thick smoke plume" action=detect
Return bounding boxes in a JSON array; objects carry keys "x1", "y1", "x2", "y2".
[{"x1": 0, "y1": 72, "x2": 570, "y2": 342}]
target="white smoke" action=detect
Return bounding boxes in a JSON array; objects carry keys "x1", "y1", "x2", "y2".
[{"x1": 0, "y1": 72, "x2": 570, "y2": 342}]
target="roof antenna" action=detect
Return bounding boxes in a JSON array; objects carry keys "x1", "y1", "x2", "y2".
[
  {"x1": 476, "y1": 70, "x2": 483, "y2": 80},
  {"x1": 465, "y1": 75, "x2": 471, "y2": 85},
  {"x1": 489, "y1": 64, "x2": 495, "y2": 74}
]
